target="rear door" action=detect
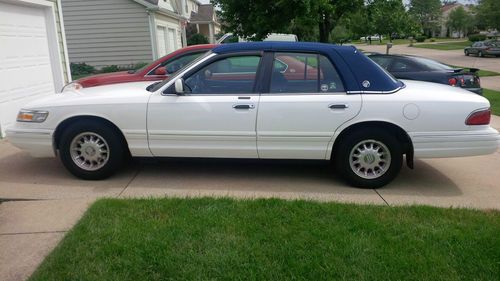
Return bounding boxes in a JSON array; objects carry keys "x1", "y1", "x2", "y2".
[{"x1": 256, "y1": 52, "x2": 362, "y2": 159}]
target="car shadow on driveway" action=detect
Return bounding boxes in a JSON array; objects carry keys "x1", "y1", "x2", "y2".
[
  {"x1": 0, "y1": 147, "x2": 462, "y2": 201},
  {"x1": 385, "y1": 160, "x2": 462, "y2": 196},
  {"x1": 124, "y1": 157, "x2": 462, "y2": 198}
]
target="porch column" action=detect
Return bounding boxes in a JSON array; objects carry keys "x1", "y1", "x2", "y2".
[{"x1": 209, "y1": 23, "x2": 214, "y2": 43}]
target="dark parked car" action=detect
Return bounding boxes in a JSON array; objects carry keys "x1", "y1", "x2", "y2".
[
  {"x1": 464, "y1": 41, "x2": 500, "y2": 57},
  {"x1": 368, "y1": 54, "x2": 482, "y2": 95}
]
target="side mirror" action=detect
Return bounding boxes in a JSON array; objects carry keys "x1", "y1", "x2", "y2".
[
  {"x1": 154, "y1": 66, "x2": 167, "y2": 75},
  {"x1": 174, "y1": 78, "x2": 184, "y2": 95}
]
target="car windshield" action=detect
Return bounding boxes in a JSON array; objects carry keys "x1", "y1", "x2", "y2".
[
  {"x1": 148, "y1": 51, "x2": 213, "y2": 92},
  {"x1": 411, "y1": 57, "x2": 453, "y2": 71}
]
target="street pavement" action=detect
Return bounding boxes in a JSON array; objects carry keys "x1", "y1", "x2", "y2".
[{"x1": 1, "y1": 116, "x2": 499, "y2": 281}]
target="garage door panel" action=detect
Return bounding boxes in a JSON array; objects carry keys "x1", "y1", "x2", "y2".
[{"x1": 0, "y1": 1, "x2": 56, "y2": 134}]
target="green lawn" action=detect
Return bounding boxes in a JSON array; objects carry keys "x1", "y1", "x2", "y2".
[
  {"x1": 484, "y1": 88, "x2": 500, "y2": 115},
  {"x1": 352, "y1": 38, "x2": 410, "y2": 45},
  {"x1": 30, "y1": 198, "x2": 500, "y2": 281},
  {"x1": 413, "y1": 41, "x2": 472, "y2": 50}
]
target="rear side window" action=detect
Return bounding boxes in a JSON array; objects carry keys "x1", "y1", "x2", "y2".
[
  {"x1": 389, "y1": 58, "x2": 421, "y2": 72},
  {"x1": 269, "y1": 52, "x2": 344, "y2": 93},
  {"x1": 369, "y1": 56, "x2": 393, "y2": 70}
]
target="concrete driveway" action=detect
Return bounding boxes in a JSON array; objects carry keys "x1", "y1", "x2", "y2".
[{"x1": 1, "y1": 116, "x2": 500, "y2": 280}]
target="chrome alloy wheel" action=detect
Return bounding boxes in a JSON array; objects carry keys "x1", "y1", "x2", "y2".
[
  {"x1": 69, "y1": 132, "x2": 110, "y2": 171},
  {"x1": 349, "y1": 139, "x2": 391, "y2": 180}
]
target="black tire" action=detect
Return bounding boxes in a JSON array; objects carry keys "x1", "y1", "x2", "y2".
[
  {"x1": 465, "y1": 50, "x2": 469, "y2": 56},
  {"x1": 478, "y1": 51, "x2": 483, "y2": 57},
  {"x1": 59, "y1": 120, "x2": 125, "y2": 180},
  {"x1": 333, "y1": 128, "x2": 403, "y2": 189}
]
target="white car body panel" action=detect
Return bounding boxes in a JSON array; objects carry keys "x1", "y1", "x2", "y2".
[
  {"x1": 147, "y1": 94, "x2": 259, "y2": 158},
  {"x1": 5, "y1": 71, "x2": 500, "y2": 162},
  {"x1": 257, "y1": 93, "x2": 361, "y2": 159}
]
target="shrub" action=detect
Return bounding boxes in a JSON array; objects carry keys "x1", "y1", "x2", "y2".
[
  {"x1": 430, "y1": 38, "x2": 436, "y2": 42},
  {"x1": 133, "y1": 62, "x2": 149, "y2": 70},
  {"x1": 70, "y1": 62, "x2": 96, "y2": 76},
  {"x1": 100, "y1": 65, "x2": 120, "y2": 73},
  {"x1": 415, "y1": 35, "x2": 426, "y2": 42},
  {"x1": 187, "y1": 33, "x2": 209, "y2": 45},
  {"x1": 468, "y1": 34, "x2": 487, "y2": 42}
]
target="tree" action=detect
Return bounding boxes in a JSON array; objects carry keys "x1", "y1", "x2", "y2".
[
  {"x1": 369, "y1": 0, "x2": 412, "y2": 42},
  {"x1": 447, "y1": 6, "x2": 472, "y2": 37},
  {"x1": 211, "y1": 0, "x2": 362, "y2": 43},
  {"x1": 476, "y1": 0, "x2": 500, "y2": 30},
  {"x1": 409, "y1": 0, "x2": 442, "y2": 37}
]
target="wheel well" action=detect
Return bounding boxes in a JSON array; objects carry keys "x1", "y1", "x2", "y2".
[
  {"x1": 332, "y1": 121, "x2": 414, "y2": 168},
  {"x1": 53, "y1": 116, "x2": 130, "y2": 154}
]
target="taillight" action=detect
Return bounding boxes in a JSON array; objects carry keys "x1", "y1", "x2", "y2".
[
  {"x1": 459, "y1": 78, "x2": 465, "y2": 86},
  {"x1": 466, "y1": 109, "x2": 491, "y2": 125},
  {"x1": 448, "y1": 78, "x2": 457, "y2": 86}
]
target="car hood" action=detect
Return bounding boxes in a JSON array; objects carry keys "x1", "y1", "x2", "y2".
[
  {"x1": 23, "y1": 81, "x2": 155, "y2": 110},
  {"x1": 77, "y1": 71, "x2": 140, "y2": 87}
]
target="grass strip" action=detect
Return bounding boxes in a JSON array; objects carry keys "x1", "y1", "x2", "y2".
[{"x1": 30, "y1": 197, "x2": 500, "y2": 281}]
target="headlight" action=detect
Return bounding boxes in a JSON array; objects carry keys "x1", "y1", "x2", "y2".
[
  {"x1": 17, "y1": 110, "x2": 49, "y2": 123},
  {"x1": 61, "y1": 81, "x2": 82, "y2": 92}
]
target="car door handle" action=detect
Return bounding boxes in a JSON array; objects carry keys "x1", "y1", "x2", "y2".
[
  {"x1": 329, "y1": 104, "x2": 349, "y2": 109},
  {"x1": 233, "y1": 104, "x2": 255, "y2": 109}
]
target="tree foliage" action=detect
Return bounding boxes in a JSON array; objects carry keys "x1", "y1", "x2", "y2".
[
  {"x1": 409, "y1": 0, "x2": 442, "y2": 36},
  {"x1": 212, "y1": 0, "x2": 362, "y2": 43},
  {"x1": 447, "y1": 6, "x2": 473, "y2": 37},
  {"x1": 369, "y1": 0, "x2": 414, "y2": 42},
  {"x1": 476, "y1": 0, "x2": 500, "y2": 30}
]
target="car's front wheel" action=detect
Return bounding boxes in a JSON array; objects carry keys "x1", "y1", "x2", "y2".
[
  {"x1": 59, "y1": 120, "x2": 125, "y2": 180},
  {"x1": 478, "y1": 51, "x2": 484, "y2": 57},
  {"x1": 465, "y1": 50, "x2": 469, "y2": 56},
  {"x1": 334, "y1": 129, "x2": 403, "y2": 189}
]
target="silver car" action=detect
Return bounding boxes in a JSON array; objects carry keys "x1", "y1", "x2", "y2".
[{"x1": 464, "y1": 41, "x2": 500, "y2": 57}]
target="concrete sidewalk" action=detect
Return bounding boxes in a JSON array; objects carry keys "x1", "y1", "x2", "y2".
[{"x1": 1, "y1": 115, "x2": 500, "y2": 280}]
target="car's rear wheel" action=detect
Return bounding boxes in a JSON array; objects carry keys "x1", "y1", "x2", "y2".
[
  {"x1": 478, "y1": 51, "x2": 484, "y2": 57},
  {"x1": 465, "y1": 50, "x2": 469, "y2": 56},
  {"x1": 334, "y1": 129, "x2": 403, "y2": 189},
  {"x1": 59, "y1": 121, "x2": 125, "y2": 180}
]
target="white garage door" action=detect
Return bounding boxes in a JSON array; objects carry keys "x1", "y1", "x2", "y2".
[
  {"x1": 157, "y1": 26, "x2": 167, "y2": 57},
  {"x1": 167, "y1": 28, "x2": 176, "y2": 53},
  {"x1": 0, "y1": 2, "x2": 56, "y2": 133}
]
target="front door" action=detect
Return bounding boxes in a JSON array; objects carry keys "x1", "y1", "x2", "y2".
[
  {"x1": 147, "y1": 54, "x2": 262, "y2": 158},
  {"x1": 257, "y1": 52, "x2": 362, "y2": 159}
]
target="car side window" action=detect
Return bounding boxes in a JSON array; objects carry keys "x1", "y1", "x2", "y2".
[
  {"x1": 269, "y1": 52, "x2": 344, "y2": 93},
  {"x1": 389, "y1": 58, "x2": 420, "y2": 72},
  {"x1": 148, "y1": 52, "x2": 204, "y2": 76},
  {"x1": 184, "y1": 55, "x2": 261, "y2": 94},
  {"x1": 369, "y1": 56, "x2": 393, "y2": 70}
]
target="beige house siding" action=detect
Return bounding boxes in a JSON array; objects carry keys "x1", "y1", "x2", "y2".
[
  {"x1": 61, "y1": 0, "x2": 154, "y2": 68},
  {"x1": 48, "y1": 0, "x2": 70, "y2": 82}
]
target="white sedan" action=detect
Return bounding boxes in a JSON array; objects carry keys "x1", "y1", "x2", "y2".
[{"x1": 6, "y1": 42, "x2": 500, "y2": 188}]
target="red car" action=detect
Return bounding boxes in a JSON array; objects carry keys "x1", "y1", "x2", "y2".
[{"x1": 63, "y1": 44, "x2": 215, "y2": 91}]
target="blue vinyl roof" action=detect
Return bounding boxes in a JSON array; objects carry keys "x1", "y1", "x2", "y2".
[
  {"x1": 212, "y1": 42, "x2": 404, "y2": 93},
  {"x1": 213, "y1": 41, "x2": 350, "y2": 54}
]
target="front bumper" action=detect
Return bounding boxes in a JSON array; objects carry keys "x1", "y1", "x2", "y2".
[
  {"x1": 5, "y1": 128, "x2": 55, "y2": 158},
  {"x1": 411, "y1": 127, "x2": 500, "y2": 158}
]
